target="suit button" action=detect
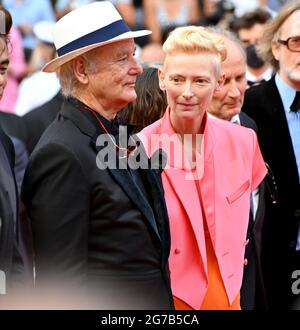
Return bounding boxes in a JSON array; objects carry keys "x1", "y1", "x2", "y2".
[
  {"x1": 289, "y1": 240, "x2": 296, "y2": 249},
  {"x1": 243, "y1": 258, "x2": 248, "y2": 266},
  {"x1": 174, "y1": 248, "x2": 181, "y2": 255},
  {"x1": 243, "y1": 239, "x2": 249, "y2": 246},
  {"x1": 294, "y1": 209, "x2": 300, "y2": 218}
]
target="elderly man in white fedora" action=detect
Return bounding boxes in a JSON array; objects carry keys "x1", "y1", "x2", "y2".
[{"x1": 22, "y1": 1, "x2": 174, "y2": 309}]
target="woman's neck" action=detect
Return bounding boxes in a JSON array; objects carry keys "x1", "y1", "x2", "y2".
[
  {"x1": 170, "y1": 112, "x2": 206, "y2": 155},
  {"x1": 170, "y1": 112, "x2": 205, "y2": 137}
]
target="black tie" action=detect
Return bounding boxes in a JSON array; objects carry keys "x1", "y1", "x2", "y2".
[
  {"x1": 247, "y1": 79, "x2": 265, "y2": 87},
  {"x1": 290, "y1": 91, "x2": 300, "y2": 112}
]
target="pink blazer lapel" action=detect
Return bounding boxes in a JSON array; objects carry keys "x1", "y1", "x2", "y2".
[
  {"x1": 163, "y1": 167, "x2": 208, "y2": 274},
  {"x1": 198, "y1": 116, "x2": 216, "y2": 248}
]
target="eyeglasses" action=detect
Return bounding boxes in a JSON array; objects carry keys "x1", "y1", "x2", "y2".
[{"x1": 277, "y1": 36, "x2": 300, "y2": 52}]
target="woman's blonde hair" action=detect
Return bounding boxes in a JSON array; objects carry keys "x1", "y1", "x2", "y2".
[
  {"x1": 257, "y1": 0, "x2": 300, "y2": 70},
  {"x1": 162, "y1": 25, "x2": 227, "y2": 77}
]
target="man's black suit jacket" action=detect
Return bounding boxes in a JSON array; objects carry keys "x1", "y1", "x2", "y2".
[
  {"x1": 22, "y1": 92, "x2": 63, "y2": 155},
  {"x1": 22, "y1": 100, "x2": 174, "y2": 309},
  {"x1": 239, "y1": 112, "x2": 268, "y2": 310},
  {"x1": 0, "y1": 127, "x2": 24, "y2": 300},
  {"x1": 0, "y1": 112, "x2": 26, "y2": 144},
  {"x1": 0, "y1": 92, "x2": 63, "y2": 156},
  {"x1": 242, "y1": 77, "x2": 300, "y2": 309}
]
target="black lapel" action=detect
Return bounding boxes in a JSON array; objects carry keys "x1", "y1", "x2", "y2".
[
  {"x1": 130, "y1": 136, "x2": 170, "y2": 263},
  {"x1": 252, "y1": 79, "x2": 300, "y2": 205},
  {"x1": 252, "y1": 181, "x2": 265, "y2": 254},
  {"x1": 127, "y1": 136, "x2": 169, "y2": 246},
  {"x1": 109, "y1": 166, "x2": 161, "y2": 241},
  {"x1": 0, "y1": 129, "x2": 17, "y2": 225},
  {"x1": 61, "y1": 101, "x2": 162, "y2": 240},
  {"x1": 143, "y1": 166, "x2": 170, "y2": 258},
  {"x1": 0, "y1": 127, "x2": 15, "y2": 170},
  {"x1": 239, "y1": 111, "x2": 258, "y2": 132},
  {"x1": 264, "y1": 79, "x2": 300, "y2": 182}
]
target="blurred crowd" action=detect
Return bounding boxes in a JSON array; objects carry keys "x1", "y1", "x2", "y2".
[{"x1": 0, "y1": 0, "x2": 287, "y2": 116}]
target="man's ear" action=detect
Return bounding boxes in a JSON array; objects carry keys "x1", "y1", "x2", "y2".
[
  {"x1": 73, "y1": 56, "x2": 89, "y2": 84},
  {"x1": 158, "y1": 67, "x2": 166, "y2": 91},
  {"x1": 215, "y1": 72, "x2": 225, "y2": 92}
]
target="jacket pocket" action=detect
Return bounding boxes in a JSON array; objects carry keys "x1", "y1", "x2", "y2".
[{"x1": 226, "y1": 180, "x2": 250, "y2": 204}]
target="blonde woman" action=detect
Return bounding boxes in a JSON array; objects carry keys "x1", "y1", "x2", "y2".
[{"x1": 139, "y1": 26, "x2": 267, "y2": 309}]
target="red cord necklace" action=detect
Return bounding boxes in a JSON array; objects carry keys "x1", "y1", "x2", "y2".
[{"x1": 74, "y1": 101, "x2": 137, "y2": 158}]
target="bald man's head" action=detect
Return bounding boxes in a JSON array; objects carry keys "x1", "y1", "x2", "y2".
[{"x1": 208, "y1": 36, "x2": 247, "y2": 120}]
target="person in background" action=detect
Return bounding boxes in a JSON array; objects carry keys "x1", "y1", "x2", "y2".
[
  {"x1": 262, "y1": 0, "x2": 288, "y2": 12},
  {"x1": 15, "y1": 21, "x2": 60, "y2": 116},
  {"x1": 22, "y1": 1, "x2": 174, "y2": 309},
  {"x1": 55, "y1": 0, "x2": 95, "y2": 19},
  {"x1": 198, "y1": 0, "x2": 234, "y2": 27},
  {"x1": 0, "y1": 24, "x2": 26, "y2": 113},
  {"x1": 139, "y1": 25, "x2": 267, "y2": 310},
  {"x1": 0, "y1": 5, "x2": 29, "y2": 307},
  {"x1": 230, "y1": 0, "x2": 268, "y2": 17},
  {"x1": 3, "y1": 0, "x2": 55, "y2": 62},
  {"x1": 56, "y1": 0, "x2": 136, "y2": 25},
  {"x1": 242, "y1": 0, "x2": 300, "y2": 309},
  {"x1": 21, "y1": 91, "x2": 64, "y2": 155},
  {"x1": 120, "y1": 67, "x2": 167, "y2": 133},
  {"x1": 140, "y1": 42, "x2": 165, "y2": 67},
  {"x1": 207, "y1": 28, "x2": 268, "y2": 310},
  {"x1": 143, "y1": 0, "x2": 200, "y2": 44},
  {"x1": 232, "y1": 8, "x2": 273, "y2": 86},
  {"x1": 112, "y1": 0, "x2": 137, "y2": 28},
  {"x1": 0, "y1": 91, "x2": 64, "y2": 156}
]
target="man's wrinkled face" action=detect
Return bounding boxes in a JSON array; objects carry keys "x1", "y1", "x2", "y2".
[
  {"x1": 86, "y1": 39, "x2": 143, "y2": 112},
  {"x1": 209, "y1": 40, "x2": 247, "y2": 120},
  {"x1": 272, "y1": 10, "x2": 300, "y2": 88}
]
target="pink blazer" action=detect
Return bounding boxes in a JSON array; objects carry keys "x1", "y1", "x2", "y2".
[{"x1": 139, "y1": 108, "x2": 267, "y2": 309}]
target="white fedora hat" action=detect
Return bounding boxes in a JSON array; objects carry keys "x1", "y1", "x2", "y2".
[{"x1": 43, "y1": 1, "x2": 151, "y2": 73}]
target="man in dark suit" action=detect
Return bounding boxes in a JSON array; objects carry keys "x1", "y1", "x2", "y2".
[
  {"x1": 0, "y1": 5, "x2": 29, "y2": 307},
  {"x1": 242, "y1": 1, "x2": 300, "y2": 309},
  {"x1": 0, "y1": 127, "x2": 22, "y2": 297},
  {"x1": 22, "y1": 2, "x2": 173, "y2": 309},
  {"x1": 208, "y1": 28, "x2": 268, "y2": 310},
  {"x1": 0, "y1": 92, "x2": 63, "y2": 156},
  {"x1": 0, "y1": 111, "x2": 26, "y2": 143},
  {"x1": 231, "y1": 8, "x2": 273, "y2": 87},
  {"x1": 22, "y1": 91, "x2": 63, "y2": 155}
]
